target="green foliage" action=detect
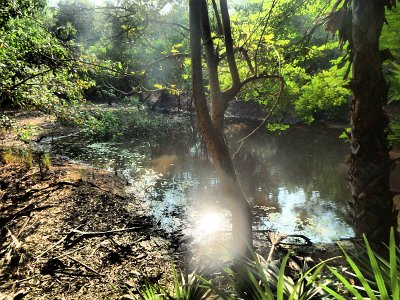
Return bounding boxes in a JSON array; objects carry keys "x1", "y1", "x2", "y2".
[
  {"x1": 205, "y1": 252, "x2": 328, "y2": 300},
  {"x1": 2, "y1": 146, "x2": 33, "y2": 168},
  {"x1": 0, "y1": 114, "x2": 42, "y2": 142},
  {"x1": 381, "y1": 7, "x2": 400, "y2": 103},
  {"x1": 16, "y1": 125, "x2": 40, "y2": 143},
  {"x1": 82, "y1": 107, "x2": 175, "y2": 140},
  {"x1": 390, "y1": 62, "x2": 400, "y2": 102},
  {"x1": 139, "y1": 264, "x2": 211, "y2": 300},
  {"x1": 266, "y1": 122, "x2": 289, "y2": 132},
  {"x1": 0, "y1": 114, "x2": 18, "y2": 133},
  {"x1": 42, "y1": 152, "x2": 51, "y2": 170},
  {"x1": 319, "y1": 228, "x2": 400, "y2": 299},
  {"x1": 136, "y1": 232, "x2": 400, "y2": 299},
  {"x1": 0, "y1": 0, "x2": 93, "y2": 123},
  {"x1": 294, "y1": 67, "x2": 351, "y2": 123},
  {"x1": 0, "y1": 0, "x2": 46, "y2": 27}
]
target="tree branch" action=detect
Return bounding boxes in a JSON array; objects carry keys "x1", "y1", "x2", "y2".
[
  {"x1": 254, "y1": 0, "x2": 278, "y2": 76},
  {"x1": 211, "y1": 0, "x2": 224, "y2": 35},
  {"x1": 146, "y1": 18, "x2": 190, "y2": 32},
  {"x1": 5, "y1": 68, "x2": 54, "y2": 91},
  {"x1": 143, "y1": 53, "x2": 190, "y2": 70},
  {"x1": 220, "y1": 0, "x2": 240, "y2": 87},
  {"x1": 232, "y1": 75, "x2": 285, "y2": 159}
]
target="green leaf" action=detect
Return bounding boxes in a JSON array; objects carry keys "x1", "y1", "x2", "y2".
[
  {"x1": 389, "y1": 228, "x2": 399, "y2": 300},
  {"x1": 326, "y1": 266, "x2": 364, "y2": 300},
  {"x1": 319, "y1": 283, "x2": 346, "y2": 300},
  {"x1": 277, "y1": 253, "x2": 290, "y2": 300},
  {"x1": 363, "y1": 234, "x2": 389, "y2": 299},
  {"x1": 339, "y1": 244, "x2": 377, "y2": 300}
]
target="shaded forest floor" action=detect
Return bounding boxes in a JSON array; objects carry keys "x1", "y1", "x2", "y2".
[{"x1": 0, "y1": 111, "x2": 182, "y2": 299}]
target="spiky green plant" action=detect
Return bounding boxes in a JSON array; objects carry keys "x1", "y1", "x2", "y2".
[
  {"x1": 137, "y1": 230, "x2": 400, "y2": 300},
  {"x1": 139, "y1": 264, "x2": 212, "y2": 300},
  {"x1": 319, "y1": 228, "x2": 400, "y2": 299},
  {"x1": 199, "y1": 250, "x2": 334, "y2": 300}
]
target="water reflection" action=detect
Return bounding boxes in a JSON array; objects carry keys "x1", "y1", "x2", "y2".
[{"x1": 45, "y1": 119, "x2": 354, "y2": 243}]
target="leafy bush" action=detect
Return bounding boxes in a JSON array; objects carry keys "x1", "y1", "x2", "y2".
[
  {"x1": 2, "y1": 147, "x2": 33, "y2": 168},
  {"x1": 0, "y1": 1, "x2": 92, "y2": 123}
]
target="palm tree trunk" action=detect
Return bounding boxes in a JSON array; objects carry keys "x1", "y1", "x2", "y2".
[{"x1": 349, "y1": 0, "x2": 397, "y2": 246}]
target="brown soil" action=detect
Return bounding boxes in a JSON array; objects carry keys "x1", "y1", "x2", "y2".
[{"x1": 0, "y1": 111, "x2": 179, "y2": 300}]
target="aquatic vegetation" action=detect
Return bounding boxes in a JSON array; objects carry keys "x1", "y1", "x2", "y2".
[{"x1": 82, "y1": 107, "x2": 181, "y2": 141}]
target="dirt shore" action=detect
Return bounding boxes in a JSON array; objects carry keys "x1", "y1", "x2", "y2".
[{"x1": 0, "y1": 111, "x2": 179, "y2": 299}]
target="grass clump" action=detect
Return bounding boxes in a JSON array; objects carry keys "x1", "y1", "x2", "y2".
[{"x1": 2, "y1": 147, "x2": 33, "y2": 168}]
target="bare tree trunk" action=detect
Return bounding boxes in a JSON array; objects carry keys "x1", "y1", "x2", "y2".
[
  {"x1": 189, "y1": 0, "x2": 253, "y2": 255},
  {"x1": 349, "y1": 0, "x2": 397, "y2": 246}
]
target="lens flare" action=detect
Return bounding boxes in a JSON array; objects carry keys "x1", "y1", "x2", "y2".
[{"x1": 197, "y1": 212, "x2": 222, "y2": 235}]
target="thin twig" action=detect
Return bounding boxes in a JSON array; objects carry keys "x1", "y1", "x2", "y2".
[
  {"x1": 55, "y1": 245, "x2": 87, "y2": 259},
  {"x1": 6, "y1": 227, "x2": 22, "y2": 249},
  {"x1": 66, "y1": 255, "x2": 104, "y2": 276},
  {"x1": 254, "y1": 0, "x2": 278, "y2": 75},
  {"x1": 36, "y1": 225, "x2": 84, "y2": 259},
  {"x1": 17, "y1": 217, "x2": 31, "y2": 238},
  {"x1": 70, "y1": 227, "x2": 140, "y2": 237},
  {"x1": 232, "y1": 75, "x2": 284, "y2": 159}
]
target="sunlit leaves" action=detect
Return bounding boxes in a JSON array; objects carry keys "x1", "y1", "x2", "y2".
[
  {"x1": 294, "y1": 66, "x2": 350, "y2": 123},
  {"x1": 0, "y1": 1, "x2": 92, "y2": 123}
]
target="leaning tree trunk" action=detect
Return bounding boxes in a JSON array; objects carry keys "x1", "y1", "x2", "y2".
[
  {"x1": 189, "y1": 0, "x2": 253, "y2": 256},
  {"x1": 349, "y1": 0, "x2": 397, "y2": 246}
]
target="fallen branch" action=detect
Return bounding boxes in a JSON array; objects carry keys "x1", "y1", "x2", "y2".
[
  {"x1": 254, "y1": 230, "x2": 313, "y2": 246},
  {"x1": 0, "y1": 204, "x2": 52, "y2": 228},
  {"x1": 66, "y1": 255, "x2": 103, "y2": 276},
  {"x1": 36, "y1": 225, "x2": 84, "y2": 259},
  {"x1": 279, "y1": 234, "x2": 313, "y2": 246},
  {"x1": 65, "y1": 227, "x2": 141, "y2": 248}
]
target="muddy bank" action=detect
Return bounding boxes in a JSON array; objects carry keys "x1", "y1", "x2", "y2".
[{"x1": 0, "y1": 112, "x2": 183, "y2": 299}]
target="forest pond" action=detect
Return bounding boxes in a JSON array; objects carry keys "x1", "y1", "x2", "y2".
[{"x1": 45, "y1": 118, "x2": 354, "y2": 244}]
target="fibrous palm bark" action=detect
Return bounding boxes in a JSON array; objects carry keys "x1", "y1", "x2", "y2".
[{"x1": 347, "y1": 0, "x2": 397, "y2": 244}]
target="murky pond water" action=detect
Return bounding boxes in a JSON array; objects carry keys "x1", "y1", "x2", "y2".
[{"x1": 45, "y1": 118, "x2": 354, "y2": 243}]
